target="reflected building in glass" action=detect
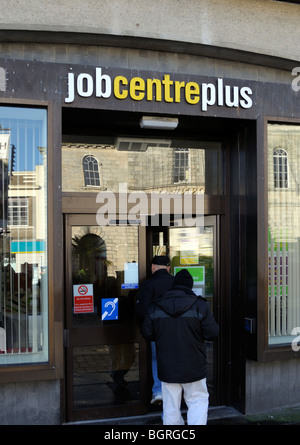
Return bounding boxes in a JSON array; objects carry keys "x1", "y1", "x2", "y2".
[
  {"x1": 0, "y1": 107, "x2": 48, "y2": 364},
  {"x1": 268, "y1": 124, "x2": 300, "y2": 346},
  {"x1": 62, "y1": 141, "x2": 223, "y2": 195}
]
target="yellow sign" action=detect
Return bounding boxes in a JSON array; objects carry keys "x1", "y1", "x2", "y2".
[{"x1": 180, "y1": 251, "x2": 198, "y2": 265}]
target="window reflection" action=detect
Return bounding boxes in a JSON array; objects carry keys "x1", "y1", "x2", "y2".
[
  {"x1": 174, "y1": 148, "x2": 190, "y2": 183},
  {"x1": 71, "y1": 226, "x2": 138, "y2": 327},
  {"x1": 273, "y1": 148, "x2": 289, "y2": 189},
  {"x1": 83, "y1": 155, "x2": 101, "y2": 187},
  {"x1": 73, "y1": 344, "x2": 140, "y2": 409},
  {"x1": 0, "y1": 107, "x2": 48, "y2": 364},
  {"x1": 268, "y1": 124, "x2": 300, "y2": 345},
  {"x1": 62, "y1": 140, "x2": 223, "y2": 194}
]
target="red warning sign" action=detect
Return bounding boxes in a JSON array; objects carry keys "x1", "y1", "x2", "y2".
[{"x1": 73, "y1": 284, "x2": 94, "y2": 314}]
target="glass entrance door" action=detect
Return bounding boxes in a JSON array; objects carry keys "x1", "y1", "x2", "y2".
[
  {"x1": 149, "y1": 216, "x2": 220, "y2": 405},
  {"x1": 64, "y1": 214, "x2": 147, "y2": 422}
]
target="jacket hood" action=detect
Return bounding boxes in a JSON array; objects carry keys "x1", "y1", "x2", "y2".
[{"x1": 156, "y1": 285, "x2": 198, "y2": 317}]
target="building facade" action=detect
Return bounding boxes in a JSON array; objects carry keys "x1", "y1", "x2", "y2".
[{"x1": 1, "y1": 0, "x2": 300, "y2": 424}]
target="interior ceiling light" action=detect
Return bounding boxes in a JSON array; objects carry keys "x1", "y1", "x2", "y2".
[{"x1": 140, "y1": 116, "x2": 179, "y2": 130}]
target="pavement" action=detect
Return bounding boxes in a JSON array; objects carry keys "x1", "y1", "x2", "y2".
[{"x1": 71, "y1": 405, "x2": 300, "y2": 426}]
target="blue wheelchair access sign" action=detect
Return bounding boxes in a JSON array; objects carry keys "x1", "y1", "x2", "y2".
[{"x1": 101, "y1": 298, "x2": 118, "y2": 321}]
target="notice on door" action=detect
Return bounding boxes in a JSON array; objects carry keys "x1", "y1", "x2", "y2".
[
  {"x1": 73, "y1": 284, "x2": 94, "y2": 314},
  {"x1": 102, "y1": 298, "x2": 118, "y2": 320},
  {"x1": 121, "y1": 262, "x2": 139, "y2": 289}
]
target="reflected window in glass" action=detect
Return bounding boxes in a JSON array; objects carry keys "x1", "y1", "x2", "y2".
[
  {"x1": 273, "y1": 148, "x2": 289, "y2": 189},
  {"x1": 83, "y1": 155, "x2": 100, "y2": 187},
  {"x1": 8, "y1": 198, "x2": 29, "y2": 226},
  {"x1": 174, "y1": 148, "x2": 190, "y2": 183},
  {"x1": 62, "y1": 140, "x2": 224, "y2": 195}
]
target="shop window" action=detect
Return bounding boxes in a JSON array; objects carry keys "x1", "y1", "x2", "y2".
[
  {"x1": 268, "y1": 123, "x2": 300, "y2": 346},
  {"x1": 0, "y1": 106, "x2": 48, "y2": 364},
  {"x1": 273, "y1": 148, "x2": 289, "y2": 189},
  {"x1": 83, "y1": 155, "x2": 100, "y2": 187}
]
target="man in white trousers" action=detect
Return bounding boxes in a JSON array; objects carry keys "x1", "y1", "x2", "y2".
[{"x1": 142, "y1": 269, "x2": 219, "y2": 425}]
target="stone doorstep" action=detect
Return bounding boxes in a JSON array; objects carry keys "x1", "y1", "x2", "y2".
[{"x1": 65, "y1": 406, "x2": 242, "y2": 426}]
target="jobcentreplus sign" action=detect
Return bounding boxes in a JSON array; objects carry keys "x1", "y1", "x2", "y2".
[{"x1": 65, "y1": 67, "x2": 253, "y2": 112}]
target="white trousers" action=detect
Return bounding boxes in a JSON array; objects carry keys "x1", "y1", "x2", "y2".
[{"x1": 161, "y1": 378, "x2": 209, "y2": 425}]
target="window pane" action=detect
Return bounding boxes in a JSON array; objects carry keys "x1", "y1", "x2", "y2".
[
  {"x1": 71, "y1": 225, "x2": 138, "y2": 327},
  {"x1": 268, "y1": 124, "x2": 300, "y2": 345},
  {"x1": 62, "y1": 140, "x2": 223, "y2": 194},
  {"x1": 0, "y1": 106, "x2": 48, "y2": 364},
  {"x1": 73, "y1": 344, "x2": 140, "y2": 409}
]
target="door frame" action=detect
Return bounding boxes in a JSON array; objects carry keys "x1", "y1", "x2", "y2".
[{"x1": 62, "y1": 191, "x2": 229, "y2": 421}]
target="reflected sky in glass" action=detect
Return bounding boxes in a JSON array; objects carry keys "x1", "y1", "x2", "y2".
[{"x1": 0, "y1": 106, "x2": 47, "y2": 172}]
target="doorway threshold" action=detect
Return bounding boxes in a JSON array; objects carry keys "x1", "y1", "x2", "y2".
[{"x1": 64, "y1": 406, "x2": 242, "y2": 426}]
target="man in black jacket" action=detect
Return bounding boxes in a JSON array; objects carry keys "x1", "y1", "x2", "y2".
[
  {"x1": 142, "y1": 268, "x2": 219, "y2": 425},
  {"x1": 136, "y1": 255, "x2": 174, "y2": 404}
]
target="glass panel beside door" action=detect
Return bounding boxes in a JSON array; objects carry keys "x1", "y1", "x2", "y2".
[{"x1": 65, "y1": 215, "x2": 146, "y2": 421}]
